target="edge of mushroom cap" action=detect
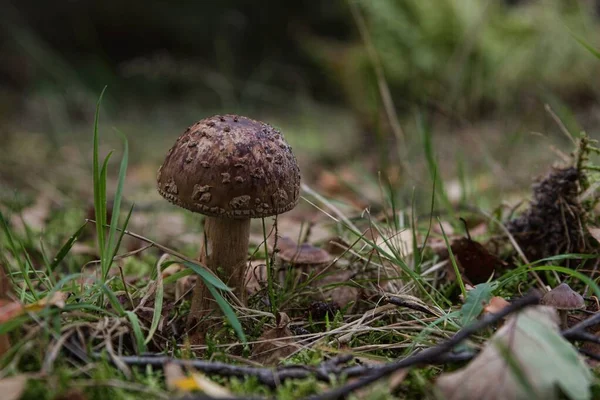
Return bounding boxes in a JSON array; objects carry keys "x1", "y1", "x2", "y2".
[
  {"x1": 275, "y1": 237, "x2": 332, "y2": 265},
  {"x1": 157, "y1": 185, "x2": 300, "y2": 219},
  {"x1": 156, "y1": 114, "x2": 301, "y2": 219},
  {"x1": 541, "y1": 283, "x2": 585, "y2": 310}
]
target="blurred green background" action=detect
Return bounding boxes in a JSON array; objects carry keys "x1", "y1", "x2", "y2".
[{"x1": 1, "y1": 0, "x2": 600, "y2": 209}]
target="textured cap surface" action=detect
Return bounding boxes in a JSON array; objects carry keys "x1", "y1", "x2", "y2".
[
  {"x1": 275, "y1": 236, "x2": 332, "y2": 265},
  {"x1": 541, "y1": 283, "x2": 585, "y2": 310},
  {"x1": 157, "y1": 114, "x2": 301, "y2": 218}
]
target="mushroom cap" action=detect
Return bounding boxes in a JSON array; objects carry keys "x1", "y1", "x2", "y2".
[
  {"x1": 157, "y1": 114, "x2": 301, "y2": 219},
  {"x1": 276, "y1": 236, "x2": 332, "y2": 265},
  {"x1": 541, "y1": 283, "x2": 585, "y2": 310}
]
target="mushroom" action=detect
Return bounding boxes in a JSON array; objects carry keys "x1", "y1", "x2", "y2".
[
  {"x1": 157, "y1": 114, "x2": 301, "y2": 334},
  {"x1": 541, "y1": 283, "x2": 585, "y2": 329},
  {"x1": 275, "y1": 236, "x2": 332, "y2": 266}
]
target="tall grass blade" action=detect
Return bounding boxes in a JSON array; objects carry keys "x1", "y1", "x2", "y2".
[
  {"x1": 93, "y1": 87, "x2": 108, "y2": 258},
  {"x1": 50, "y1": 222, "x2": 88, "y2": 271},
  {"x1": 104, "y1": 134, "x2": 129, "y2": 280}
]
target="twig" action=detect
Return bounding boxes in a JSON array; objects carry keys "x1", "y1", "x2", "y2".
[
  {"x1": 112, "y1": 354, "x2": 356, "y2": 388},
  {"x1": 307, "y1": 292, "x2": 541, "y2": 400},
  {"x1": 562, "y1": 311, "x2": 600, "y2": 339},
  {"x1": 384, "y1": 296, "x2": 440, "y2": 318}
]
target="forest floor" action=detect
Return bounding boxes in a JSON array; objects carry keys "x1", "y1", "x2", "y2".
[{"x1": 2, "y1": 93, "x2": 600, "y2": 400}]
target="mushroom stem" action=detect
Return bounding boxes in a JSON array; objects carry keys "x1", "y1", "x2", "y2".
[
  {"x1": 559, "y1": 310, "x2": 569, "y2": 330},
  {"x1": 187, "y1": 217, "x2": 250, "y2": 333}
]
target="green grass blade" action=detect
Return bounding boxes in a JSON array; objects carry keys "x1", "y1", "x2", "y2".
[
  {"x1": 203, "y1": 282, "x2": 246, "y2": 344},
  {"x1": 418, "y1": 112, "x2": 454, "y2": 223},
  {"x1": 438, "y1": 217, "x2": 467, "y2": 299},
  {"x1": 105, "y1": 133, "x2": 129, "y2": 279},
  {"x1": 144, "y1": 269, "x2": 164, "y2": 345},
  {"x1": 183, "y1": 261, "x2": 231, "y2": 291},
  {"x1": 162, "y1": 268, "x2": 193, "y2": 285},
  {"x1": 0, "y1": 211, "x2": 39, "y2": 300},
  {"x1": 110, "y1": 204, "x2": 133, "y2": 264},
  {"x1": 93, "y1": 87, "x2": 108, "y2": 259},
  {"x1": 125, "y1": 310, "x2": 148, "y2": 354},
  {"x1": 568, "y1": 29, "x2": 600, "y2": 60},
  {"x1": 101, "y1": 284, "x2": 125, "y2": 316},
  {"x1": 50, "y1": 222, "x2": 88, "y2": 271}
]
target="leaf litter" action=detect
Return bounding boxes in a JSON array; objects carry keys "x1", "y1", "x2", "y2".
[
  {"x1": 436, "y1": 306, "x2": 593, "y2": 400},
  {"x1": 4, "y1": 100, "x2": 600, "y2": 399}
]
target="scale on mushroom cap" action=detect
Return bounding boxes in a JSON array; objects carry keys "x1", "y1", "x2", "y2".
[{"x1": 157, "y1": 114, "x2": 301, "y2": 340}]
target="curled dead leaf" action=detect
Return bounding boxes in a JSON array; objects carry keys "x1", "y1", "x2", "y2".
[
  {"x1": 251, "y1": 312, "x2": 300, "y2": 365},
  {"x1": 484, "y1": 296, "x2": 511, "y2": 315},
  {"x1": 442, "y1": 236, "x2": 506, "y2": 285},
  {"x1": 0, "y1": 375, "x2": 27, "y2": 400},
  {"x1": 436, "y1": 306, "x2": 592, "y2": 400}
]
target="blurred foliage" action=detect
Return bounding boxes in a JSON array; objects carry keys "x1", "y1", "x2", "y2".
[
  {"x1": 1, "y1": 0, "x2": 600, "y2": 122},
  {"x1": 302, "y1": 0, "x2": 600, "y2": 122}
]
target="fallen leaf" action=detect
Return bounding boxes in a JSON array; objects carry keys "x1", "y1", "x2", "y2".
[
  {"x1": 0, "y1": 291, "x2": 68, "y2": 325},
  {"x1": 313, "y1": 267, "x2": 359, "y2": 309},
  {"x1": 53, "y1": 388, "x2": 88, "y2": 400},
  {"x1": 0, "y1": 375, "x2": 27, "y2": 400},
  {"x1": 443, "y1": 237, "x2": 506, "y2": 285},
  {"x1": 484, "y1": 296, "x2": 511, "y2": 315},
  {"x1": 459, "y1": 283, "x2": 494, "y2": 325},
  {"x1": 188, "y1": 373, "x2": 232, "y2": 398},
  {"x1": 244, "y1": 260, "x2": 267, "y2": 295},
  {"x1": 389, "y1": 368, "x2": 409, "y2": 391},
  {"x1": 164, "y1": 362, "x2": 187, "y2": 391},
  {"x1": 251, "y1": 312, "x2": 300, "y2": 365},
  {"x1": 165, "y1": 362, "x2": 232, "y2": 398},
  {"x1": 25, "y1": 291, "x2": 68, "y2": 311},
  {"x1": 587, "y1": 226, "x2": 600, "y2": 244},
  {"x1": 0, "y1": 300, "x2": 25, "y2": 324},
  {"x1": 436, "y1": 306, "x2": 593, "y2": 400},
  {"x1": 11, "y1": 195, "x2": 51, "y2": 232},
  {"x1": 373, "y1": 228, "x2": 414, "y2": 259}
]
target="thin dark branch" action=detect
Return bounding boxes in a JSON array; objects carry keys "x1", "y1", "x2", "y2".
[
  {"x1": 562, "y1": 311, "x2": 600, "y2": 339},
  {"x1": 564, "y1": 331, "x2": 600, "y2": 345},
  {"x1": 114, "y1": 354, "x2": 355, "y2": 388},
  {"x1": 385, "y1": 296, "x2": 440, "y2": 317},
  {"x1": 578, "y1": 348, "x2": 600, "y2": 362},
  {"x1": 307, "y1": 292, "x2": 541, "y2": 400}
]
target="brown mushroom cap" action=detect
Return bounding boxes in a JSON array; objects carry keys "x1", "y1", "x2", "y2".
[
  {"x1": 157, "y1": 114, "x2": 301, "y2": 219},
  {"x1": 541, "y1": 283, "x2": 585, "y2": 310},
  {"x1": 276, "y1": 236, "x2": 332, "y2": 265}
]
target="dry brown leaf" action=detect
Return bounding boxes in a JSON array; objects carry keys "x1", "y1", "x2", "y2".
[
  {"x1": 483, "y1": 296, "x2": 511, "y2": 315},
  {"x1": 587, "y1": 226, "x2": 600, "y2": 244},
  {"x1": 0, "y1": 375, "x2": 27, "y2": 400},
  {"x1": 251, "y1": 312, "x2": 300, "y2": 365},
  {"x1": 389, "y1": 368, "x2": 409, "y2": 391},
  {"x1": 54, "y1": 388, "x2": 88, "y2": 400},
  {"x1": 188, "y1": 373, "x2": 232, "y2": 398},
  {"x1": 314, "y1": 267, "x2": 359, "y2": 309},
  {"x1": 244, "y1": 260, "x2": 267, "y2": 295},
  {"x1": 28, "y1": 291, "x2": 68, "y2": 310},
  {"x1": 442, "y1": 236, "x2": 506, "y2": 285},
  {"x1": 436, "y1": 306, "x2": 592, "y2": 400},
  {"x1": 373, "y1": 228, "x2": 413, "y2": 259},
  {"x1": 11, "y1": 195, "x2": 51, "y2": 232},
  {"x1": 165, "y1": 362, "x2": 232, "y2": 397},
  {"x1": 164, "y1": 362, "x2": 187, "y2": 391},
  {"x1": 0, "y1": 291, "x2": 68, "y2": 325},
  {"x1": 161, "y1": 263, "x2": 183, "y2": 278}
]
